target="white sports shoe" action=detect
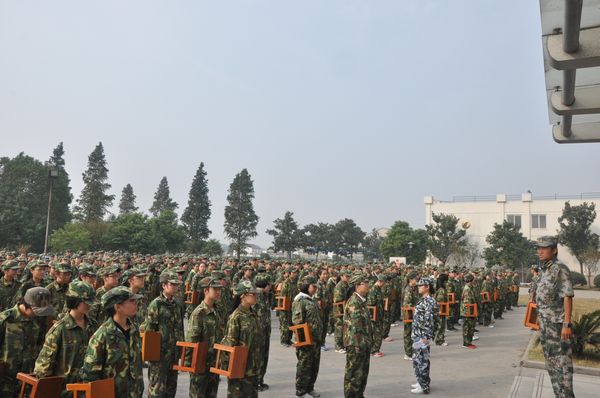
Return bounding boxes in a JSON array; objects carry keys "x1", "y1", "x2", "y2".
[
  {"x1": 411, "y1": 383, "x2": 420, "y2": 389},
  {"x1": 473, "y1": 335, "x2": 479, "y2": 341},
  {"x1": 403, "y1": 355, "x2": 412, "y2": 361},
  {"x1": 411, "y1": 385, "x2": 425, "y2": 394}
]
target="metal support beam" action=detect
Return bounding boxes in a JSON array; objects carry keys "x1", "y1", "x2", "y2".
[
  {"x1": 553, "y1": 121, "x2": 600, "y2": 143},
  {"x1": 551, "y1": 85, "x2": 600, "y2": 115},
  {"x1": 563, "y1": 0, "x2": 583, "y2": 53},
  {"x1": 547, "y1": 26, "x2": 600, "y2": 70}
]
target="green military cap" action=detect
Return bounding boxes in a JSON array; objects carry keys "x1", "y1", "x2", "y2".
[
  {"x1": 55, "y1": 263, "x2": 73, "y2": 273},
  {"x1": 234, "y1": 280, "x2": 259, "y2": 295},
  {"x1": 159, "y1": 270, "x2": 181, "y2": 284},
  {"x1": 24, "y1": 287, "x2": 54, "y2": 317},
  {"x1": 199, "y1": 276, "x2": 223, "y2": 289},
  {"x1": 98, "y1": 264, "x2": 120, "y2": 277},
  {"x1": 377, "y1": 274, "x2": 387, "y2": 282},
  {"x1": 27, "y1": 260, "x2": 48, "y2": 270},
  {"x1": 406, "y1": 271, "x2": 418, "y2": 280},
  {"x1": 254, "y1": 274, "x2": 272, "y2": 285},
  {"x1": 2, "y1": 259, "x2": 20, "y2": 271},
  {"x1": 172, "y1": 266, "x2": 186, "y2": 274},
  {"x1": 349, "y1": 272, "x2": 368, "y2": 285},
  {"x1": 464, "y1": 274, "x2": 474, "y2": 283},
  {"x1": 121, "y1": 267, "x2": 148, "y2": 280},
  {"x1": 221, "y1": 264, "x2": 233, "y2": 271},
  {"x1": 339, "y1": 270, "x2": 350, "y2": 277},
  {"x1": 78, "y1": 263, "x2": 97, "y2": 276},
  {"x1": 211, "y1": 270, "x2": 225, "y2": 279},
  {"x1": 536, "y1": 235, "x2": 558, "y2": 248},
  {"x1": 302, "y1": 276, "x2": 318, "y2": 285},
  {"x1": 66, "y1": 281, "x2": 96, "y2": 304},
  {"x1": 101, "y1": 286, "x2": 143, "y2": 309}
]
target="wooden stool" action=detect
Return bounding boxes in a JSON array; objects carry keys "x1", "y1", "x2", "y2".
[
  {"x1": 289, "y1": 323, "x2": 314, "y2": 347},
  {"x1": 66, "y1": 378, "x2": 115, "y2": 398},
  {"x1": 524, "y1": 302, "x2": 540, "y2": 330},
  {"x1": 480, "y1": 291, "x2": 491, "y2": 304},
  {"x1": 274, "y1": 296, "x2": 291, "y2": 311},
  {"x1": 16, "y1": 373, "x2": 64, "y2": 398},
  {"x1": 172, "y1": 341, "x2": 208, "y2": 373},
  {"x1": 333, "y1": 301, "x2": 345, "y2": 318},
  {"x1": 185, "y1": 290, "x2": 199, "y2": 306},
  {"x1": 367, "y1": 305, "x2": 377, "y2": 321},
  {"x1": 464, "y1": 303, "x2": 478, "y2": 318},
  {"x1": 512, "y1": 285, "x2": 520, "y2": 293},
  {"x1": 447, "y1": 293, "x2": 456, "y2": 304},
  {"x1": 383, "y1": 298, "x2": 390, "y2": 311},
  {"x1": 140, "y1": 330, "x2": 161, "y2": 362},
  {"x1": 402, "y1": 306, "x2": 414, "y2": 323},
  {"x1": 210, "y1": 344, "x2": 249, "y2": 379},
  {"x1": 438, "y1": 302, "x2": 449, "y2": 317},
  {"x1": 493, "y1": 289, "x2": 500, "y2": 301}
]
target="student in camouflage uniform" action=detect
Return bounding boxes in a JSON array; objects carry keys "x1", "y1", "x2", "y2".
[
  {"x1": 0, "y1": 287, "x2": 53, "y2": 398},
  {"x1": 460, "y1": 274, "x2": 477, "y2": 348},
  {"x1": 253, "y1": 275, "x2": 272, "y2": 391},
  {"x1": 292, "y1": 276, "x2": 322, "y2": 398},
  {"x1": 342, "y1": 273, "x2": 373, "y2": 398},
  {"x1": 315, "y1": 269, "x2": 332, "y2": 351},
  {"x1": 445, "y1": 272, "x2": 458, "y2": 331},
  {"x1": 534, "y1": 236, "x2": 575, "y2": 398},
  {"x1": 45, "y1": 262, "x2": 73, "y2": 314},
  {"x1": 0, "y1": 260, "x2": 20, "y2": 311},
  {"x1": 279, "y1": 268, "x2": 298, "y2": 346},
  {"x1": 367, "y1": 274, "x2": 386, "y2": 357},
  {"x1": 410, "y1": 277, "x2": 439, "y2": 394},
  {"x1": 186, "y1": 276, "x2": 224, "y2": 398},
  {"x1": 123, "y1": 267, "x2": 149, "y2": 325},
  {"x1": 142, "y1": 271, "x2": 185, "y2": 398},
  {"x1": 91, "y1": 264, "x2": 121, "y2": 325},
  {"x1": 34, "y1": 281, "x2": 98, "y2": 397},
  {"x1": 493, "y1": 274, "x2": 505, "y2": 320},
  {"x1": 221, "y1": 280, "x2": 262, "y2": 398},
  {"x1": 402, "y1": 272, "x2": 419, "y2": 360},
  {"x1": 434, "y1": 273, "x2": 448, "y2": 346},
  {"x1": 333, "y1": 271, "x2": 350, "y2": 353},
  {"x1": 529, "y1": 265, "x2": 540, "y2": 302},
  {"x1": 480, "y1": 273, "x2": 494, "y2": 327},
  {"x1": 80, "y1": 286, "x2": 144, "y2": 398}
]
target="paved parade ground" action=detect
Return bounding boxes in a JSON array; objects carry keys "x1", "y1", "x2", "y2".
[{"x1": 146, "y1": 304, "x2": 534, "y2": 398}]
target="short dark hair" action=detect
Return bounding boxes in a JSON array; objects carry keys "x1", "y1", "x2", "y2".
[
  {"x1": 105, "y1": 306, "x2": 116, "y2": 317},
  {"x1": 299, "y1": 283, "x2": 311, "y2": 295},
  {"x1": 66, "y1": 296, "x2": 82, "y2": 309}
]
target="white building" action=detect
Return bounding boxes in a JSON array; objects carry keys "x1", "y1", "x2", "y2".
[{"x1": 424, "y1": 192, "x2": 600, "y2": 273}]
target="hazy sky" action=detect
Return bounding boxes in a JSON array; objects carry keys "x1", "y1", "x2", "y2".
[{"x1": 1, "y1": 1, "x2": 598, "y2": 248}]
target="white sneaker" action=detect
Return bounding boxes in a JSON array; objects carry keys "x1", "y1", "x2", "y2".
[
  {"x1": 308, "y1": 390, "x2": 321, "y2": 397},
  {"x1": 441, "y1": 342, "x2": 448, "y2": 346},
  {"x1": 411, "y1": 385, "x2": 424, "y2": 394},
  {"x1": 335, "y1": 348, "x2": 346, "y2": 354},
  {"x1": 411, "y1": 383, "x2": 420, "y2": 388},
  {"x1": 473, "y1": 335, "x2": 479, "y2": 341},
  {"x1": 403, "y1": 355, "x2": 412, "y2": 361},
  {"x1": 487, "y1": 325, "x2": 494, "y2": 328}
]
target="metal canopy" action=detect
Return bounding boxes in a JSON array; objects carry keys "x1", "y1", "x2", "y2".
[{"x1": 540, "y1": 0, "x2": 600, "y2": 143}]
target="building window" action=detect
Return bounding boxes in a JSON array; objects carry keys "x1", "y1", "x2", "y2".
[
  {"x1": 532, "y1": 214, "x2": 547, "y2": 229},
  {"x1": 507, "y1": 214, "x2": 521, "y2": 228}
]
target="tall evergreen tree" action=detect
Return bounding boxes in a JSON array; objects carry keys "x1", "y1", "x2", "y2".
[
  {"x1": 150, "y1": 176, "x2": 178, "y2": 217},
  {"x1": 48, "y1": 142, "x2": 73, "y2": 232},
  {"x1": 558, "y1": 201, "x2": 599, "y2": 276},
  {"x1": 224, "y1": 169, "x2": 259, "y2": 259},
  {"x1": 182, "y1": 163, "x2": 212, "y2": 252},
  {"x1": 74, "y1": 142, "x2": 114, "y2": 223},
  {"x1": 119, "y1": 184, "x2": 138, "y2": 215},
  {"x1": 266, "y1": 211, "x2": 300, "y2": 259},
  {"x1": 426, "y1": 213, "x2": 467, "y2": 264}
]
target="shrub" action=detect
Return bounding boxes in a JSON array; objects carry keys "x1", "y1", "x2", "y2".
[
  {"x1": 571, "y1": 309, "x2": 600, "y2": 355},
  {"x1": 570, "y1": 271, "x2": 588, "y2": 286},
  {"x1": 595, "y1": 274, "x2": 600, "y2": 288}
]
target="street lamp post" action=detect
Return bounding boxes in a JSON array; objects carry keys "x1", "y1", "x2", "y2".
[
  {"x1": 407, "y1": 241, "x2": 414, "y2": 265},
  {"x1": 43, "y1": 162, "x2": 59, "y2": 254}
]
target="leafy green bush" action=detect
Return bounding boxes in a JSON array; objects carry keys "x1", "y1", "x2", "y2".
[
  {"x1": 49, "y1": 223, "x2": 91, "y2": 252},
  {"x1": 571, "y1": 309, "x2": 600, "y2": 355},
  {"x1": 570, "y1": 271, "x2": 588, "y2": 286},
  {"x1": 594, "y1": 274, "x2": 600, "y2": 288}
]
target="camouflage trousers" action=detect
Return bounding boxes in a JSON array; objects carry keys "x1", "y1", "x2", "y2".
[
  {"x1": 279, "y1": 310, "x2": 292, "y2": 344},
  {"x1": 539, "y1": 318, "x2": 575, "y2": 398},
  {"x1": 327, "y1": 310, "x2": 335, "y2": 335},
  {"x1": 320, "y1": 307, "x2": 331, "y2": 346},
  {"x1": 295, "y1": 345, "x2": 321, "y2": 395},
  {"x1": 481, "y1": 302, "x2": 493, "y2": 326},
  {"x1": 371, "y1": 321, "x2": 383, "y2": 353},
  {"x1": 148, "y1": 360, "x2": 178, "y2": 398},
  {"x1": 382, "y1": 309, "x2": 392, "y2": 339},
  {"x1": 344, "y1": 346, "x2": 370, "y2": 398},
  {"x1": 494, "y1": 298, "x2": 504, "y2": 318},
  {"x1": 227, "y1": 375, "x2": 258, "y2": 398},
  {"x1": 462, "y1": 317, "x2": 476, "y2": 345},
  {"x1": 258, "y1": 326, "x2": 271, "y2": 384},
  {"x1": 434, "y1": 316, "x2": 446, "y2": 345},
  {"x1": 189, "y1": 372, "x2": 220, "y2": 398},
  {"x1": 403, "y1": 322, "x2": 413, "y2": 357},
  {"x1": 1, "y1": 375, "x2": 20, "y2": 398},
  {"x1": 334, "y1": 316, "x2": 344, "y2": 350},
  {"x1": 505, "y1": 295, "x2": 513, "y2": 310},
  {"x1": 412, "y1": 343, "x2": 431, "y2": 392},
  {"x1": 447, "y1": 303, "x2": 459, "y2": 329}
]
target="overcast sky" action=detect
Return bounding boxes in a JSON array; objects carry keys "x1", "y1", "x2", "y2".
[{"x1": 1, "y1": 1, "x2": 598, "y2": 248}]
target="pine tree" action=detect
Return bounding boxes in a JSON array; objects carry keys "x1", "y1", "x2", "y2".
[
  {"x1": 181, "y1": 163, "x2": 211, "y2": 252},
  {"x1": 266, "y1": 211, "x2": 300, "y2": 259},
  {"x1": 224, "y1": 169, "x2": 259, "y2": 259},
  {"x1": 150, "y1": 176, "x2": 178, "y2": 217},
  {"x1": 74, "y1": 142, "x2": 114, "y2": 223},
  {"x1": 119, "y1": 184, "x2": 138, "y2": 215},
  {"x1": 48, "y1": 142, "x2": 73, "y2": 232}
]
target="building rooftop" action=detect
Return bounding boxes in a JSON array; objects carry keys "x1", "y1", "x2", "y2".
[{"x1": 427, "y1": 192, "x2": 600, "y2": 203}]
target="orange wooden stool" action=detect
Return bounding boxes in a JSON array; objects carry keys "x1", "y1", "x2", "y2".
[
  {"x1": 524, "y1": 302, "x2": 540, "y2": 330},
  {"x1": 16, "y1": 373, "x2": 64, "y2": 398},
  {"x1": 66, "y1": 378, "x2": 115, "y2": 398},
  {"x1": 210, "y1": 344, "x2": 249, "y2": 379},
  {"x1": 289, "y1": 323, "x2": 314, "y2": 347},
  {"x1": 140, "y1": 330, "x2": 161, "y2": 362},
  {"x1": 172, "y1": 341, "x2": 208, "y2": 373}
]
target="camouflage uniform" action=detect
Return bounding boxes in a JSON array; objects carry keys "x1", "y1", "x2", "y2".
[
  {"x1": 222, "y1": 281, "x2": 263, "y2": 398},
  {"x1": 535, "y1": 247, "x2": 575, "y2": 398},
  {"x1": 80, "y1": 286, "x2": 144, "y2": 398},
  {"x1": 402, "y1": 284, "x2": 419, "y2": 357},
  {"x1": 143, "y1": 289, "x2": 185, "y2": 398},
  {"x1": 278, "y1": 275, "x2": 297, "y2": 345},
  {"x1": 315, "y1": 278, "x2": 332, "y2": 347},
  {"x1": 366, "y1": 280, "x2": 384, "y2": 353},
  {"x1": 186, "y1": 299, "x2": 224, "y2": 398},
  {"x1": 292, "y1": 290, "x2": 322, "y2": 396},
  {"x1": 460, "y1": 278, "x2": 477, "y2": 346},
  {"x1": 333, "y1": 278, "x2": 349, "y2": 350},
  {"x1": 343, "y1": 290, "x2": 373, "y2": 398},
  {"x1": 411, "y1": 283, "x2": 439, "y2": 394},
  {"x1": 445, "y1": 278, "x2": 458, "y2": 330},
  {"x1": 433, "y1": 286, "x2": 446, "y2": 345},
  {"x1": 0, "y1": 274, "x2": 19, "y2": 312},
  {"x1": 480, "y1": 278, "x2": 494, "y2": 326},
  {"x1": 46, "y1": 281, "x2": 69, "y2": 314}
]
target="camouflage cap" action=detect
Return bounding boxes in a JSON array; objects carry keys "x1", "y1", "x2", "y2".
[
  {"x1": 406, "y1": 271, "x2": 418, "y2": 280},
  {"x1": 98, "y1": 264, "x2": 120, "y2": 277},
  {"x1": 417, "y1": 277, "x2": 434, "y2": 286},
  {"x1": 536, "y1": 235, "x2": 558, "y2": 248},
  {"x1": 78, "y1": 263, "x2": 97, "y2": 276},
  {"x1": 210, "y1": 271, "x2": 226, "y2": 279},
  {"x1": 464, "y1": 274, "x2": 474, "y2": 283},
  {"x1": 101, "y1": 286, "x2": 143, "y2": 309},
  {"x1": 199, "y1": 276, "x2": 223, "y2": 289},
  {"x1": 2, "y1": 259, "x2": 20, "y2": 271},
  {"x1": 221, "y1": 264, "x2": 233, "y2": 271},
  {"x1": 27, "y1": 260, "x2": 48, "y2": 270},
  {"x1": 67, "y1": 281, "x2": 96, "y2": 304},
  {"x1": 302, "y1": 276, "x2": 318, "y2": 285},
  {"x1": 377, "y1": 274, "x2": 387, "y2": 282},
  {"x1": 159, "y1": 270, "x2": 181, "y2": 284},
  {"x1": 254, "y1": 274, "x2": 272, "y2": 285},
  {"x1": 24, "y1": 287, "x2": 54, "y2": 317},
  {"x1": 234, "y1": 280, "x2": 259, "y2": 295},
  {"x1": 55, "y1": 263, "x2": 73, "y2": 273},
  {"x1": 349, "y1": 272, "x2": 368, "y2": 285}
]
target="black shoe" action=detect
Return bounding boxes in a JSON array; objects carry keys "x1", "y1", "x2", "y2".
[{"x1": 258, "y1": 383, "x2": 269, "y2": 391}]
